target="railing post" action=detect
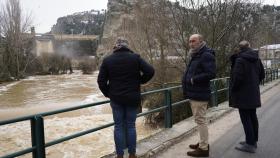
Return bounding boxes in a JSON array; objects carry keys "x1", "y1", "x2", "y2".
[
  {"x1": 210, "y1": 81, "x2": 217, "y2": 107},
  {"x1": 276, "y1": 68, "x2": 279, "y2": 80},
  {"x1": 272, "y1": 69, "x2": 275, "y2": 80},
  {"x1": 266, "y1": 70, "x2": 268, "y2": 82},
  {"x1": 268, "y1": 69, "x2": 270, "y2": 82},
  {"x1": 271, "y1": 69, "x2": 273, "y2": 82},
  {"x1": 226, "y1": 78, "x2": 230, "y2": 101},
  {"x1": 31, "y1": 115, "x2": 46, "y2": 158},
  {"x1": 270, "y1": 69, "x2": 272, "y2": 82},
  {"x1": 264, "y1": 71, "x2": 266, "y2": 83},
  {"x1": 265, "y1": 70, "x2": 268, "y2": 83},
  {"x1": 164, "y1": 89, "x2": 172, "y2": 128},
  {"x1": 276, "y1": 69, "x2": 278, "y2": 79}
]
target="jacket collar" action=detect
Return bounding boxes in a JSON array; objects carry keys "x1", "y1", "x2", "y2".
[
  {"x1": 191, "y1": 45, "x2": 208, "y2": 58},
  {"x1": 113, "y1": 46, "x2": 134, "y2": 53}
]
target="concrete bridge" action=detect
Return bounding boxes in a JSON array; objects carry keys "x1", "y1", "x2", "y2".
[
  {"x1": 34, "y1": 33, "x2": 99, "y2": 56},
  {"x1": 0, "y1": 70, "x2": 279, "y2": 158},
  {"x1": 35, "y1": 33, "x2": 99, "y2": 41},
  {"x1": 103, "y1": 72, "x2": 280, "y2": 158}
]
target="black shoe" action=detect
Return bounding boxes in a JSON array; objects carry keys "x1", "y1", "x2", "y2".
[
  {"x1": 189, "y1": 143, "x2": 199, "y2": 149},
  {"x1": 239, "y1": 141, "x2": 257, "y2": 148},
  {"x1": 235, "y1": 143, "x2": 256, "y2": 153},
  {"x1": 129, "y1": 154, "x2": 137, "y2": 158},
  {"x1": 187, "y1": 146, "x2": 209, "y2": 157}
]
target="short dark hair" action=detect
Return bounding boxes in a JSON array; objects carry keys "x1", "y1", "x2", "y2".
[{"x1": 239, "y1": 40, "x2": 250, "y2": 49}]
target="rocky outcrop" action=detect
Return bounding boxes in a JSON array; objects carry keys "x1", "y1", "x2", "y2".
[
  {"x1": 51, "y1": 10, "x2": 105, "y2": 35},
  {"x1": 97, "y1": 0, "x2": 136, "y2": 56}
]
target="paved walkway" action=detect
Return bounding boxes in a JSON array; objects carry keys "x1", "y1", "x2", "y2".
[{"x1": 156, "y1": 83, "x2": 280, "y2": 158}]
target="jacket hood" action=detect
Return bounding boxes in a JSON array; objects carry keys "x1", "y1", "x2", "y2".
[{"x1": 239, "y1": 48, "x2": 259, "y2": 62}]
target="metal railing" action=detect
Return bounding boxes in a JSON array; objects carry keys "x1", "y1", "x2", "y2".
[
  {"x1": 0, "y1": 69, "x2": 279, "y2": 158},
  {"x1": 262, "y1": 68, "x2": 279, "y2": 84},
  {"x1": 210, "y1": 77, "x2": 230, "y2": 107}
]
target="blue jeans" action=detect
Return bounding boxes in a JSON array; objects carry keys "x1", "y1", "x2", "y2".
[{"x1": 110, "y1": 101, "x2": 137, "y2": 156}]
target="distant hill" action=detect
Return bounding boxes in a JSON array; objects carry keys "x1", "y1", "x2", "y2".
[{"x1": 51, "y1": 10, "x2": 106, "y2": 35}]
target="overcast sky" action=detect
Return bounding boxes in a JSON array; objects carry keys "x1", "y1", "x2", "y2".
[{"x1": 1, "y1": 0, "x2": 280, "y2": 33}]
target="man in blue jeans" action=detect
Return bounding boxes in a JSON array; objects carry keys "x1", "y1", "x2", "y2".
[{"x1": 97, "y1": 37, "x2": 154, "y2": 158}]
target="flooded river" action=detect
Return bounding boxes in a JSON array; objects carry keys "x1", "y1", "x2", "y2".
[{"x1": 0, "y1": 71, "x2": 160, "y2": 158}]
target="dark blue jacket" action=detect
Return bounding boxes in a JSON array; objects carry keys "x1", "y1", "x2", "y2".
[
  {"x1": 229, "y1": 48, "x2": 265, "y2": 109},
  {"x1": 182, "y1": 46, "x2": 216, "y2": 101},
  {"x1": 97, "y1": 47, "x2": 154, "y2": 107}
]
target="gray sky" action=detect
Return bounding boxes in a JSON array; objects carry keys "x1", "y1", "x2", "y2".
[
  {"x1": 1, "y1": 0, "x2": 280, "y2": 33},
  {"x1": 19, "y1": 0, "x2": 108, "y2": 33}
]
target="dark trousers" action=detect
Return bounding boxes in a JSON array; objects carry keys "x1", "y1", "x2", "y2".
[{"x1": 238, "y1": 109, "x2": 259, "y2": 145}]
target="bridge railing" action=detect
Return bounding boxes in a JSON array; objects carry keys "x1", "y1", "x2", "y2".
[
  {"x1": 0, "y1": 69, "x2": 279, "y2": 158},
  {"x1": 210, "y1": 77, "x2": 230, "y2": 107},
  {"x1": 262, "y1": 68, "x2": 279, "y2": 85}
]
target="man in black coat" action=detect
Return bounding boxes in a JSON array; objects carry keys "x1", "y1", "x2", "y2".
[
  {"x1": 182, "y1": 34, "x2": 216, "y2": 157},
  {"x1": 229, "y1": 41, "x2": 265, "y2": 153},
  {"x1": 97, "y1": 38, "x2": 154, "y2": 158}
]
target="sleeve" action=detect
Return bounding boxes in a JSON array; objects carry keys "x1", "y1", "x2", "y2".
[
  {"x1": 97, "y1": 60, "x2": 109, "y2": 97},
  {"x1": 192, "y1": 52, "x2": 216, "y2": 84},
  {"x1": 138, "y1": 56, "x2": 155, "y2": 84},
  {"x1": 259, "y1": 60, "x2": 265, "y2": 83}
]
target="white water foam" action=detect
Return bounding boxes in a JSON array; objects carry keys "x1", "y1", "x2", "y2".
[
  {"x1": 0, "y1": 81, "x2": 21, "y2": 94},
  {"x1": 82, "y1": 94, "x2": 107, "y2": 114}
]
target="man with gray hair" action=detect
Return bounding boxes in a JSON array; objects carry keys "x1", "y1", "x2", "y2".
[
  {"x1": 182, "y1": 34, "x2": 216, "y2": 157},
  {"x1": 229, "y1": 40, "x2": 265, "y2": 153},
  {"x1": 98, "y1": 37, "x2": 154, "y2": 158}
]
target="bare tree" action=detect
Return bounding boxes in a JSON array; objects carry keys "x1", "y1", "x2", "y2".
[
  {"x1": 101, "y1": 0, "x2": 275, "y2": 80},
  {"x1": 0, "y1": 0, "x2": 33, "y2": 80},
  {"x1": 124, "y1": 0, "x2": 185, "y2": 85},
  {"x1": 98, "y1": 0, "x2": 279, "y2": 125},
  {"x1": 0, "y1": 41, "x2": 4, "y2": 81},
  {"x1": 176, "y1": 0, "x2": 265, "y2": 76}
]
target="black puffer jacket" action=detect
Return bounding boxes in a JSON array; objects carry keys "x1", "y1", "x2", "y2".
[
  {"x1": 97, "y1": 47, "x2": 154, "y2": 107},
  {"x1": 229, "y1": 48, "x2": 265, "y2": 109},
  {"x1": 182, "y1": 46, "x2": 216, "y2": 101}
]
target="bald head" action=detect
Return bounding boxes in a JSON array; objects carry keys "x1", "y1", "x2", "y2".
[
  {"x1": 190, "y1": 34, "x2": 204, "y2": 42},
  {"x1": 188, "y1": 34, "x2": 204, "y2": 50}
]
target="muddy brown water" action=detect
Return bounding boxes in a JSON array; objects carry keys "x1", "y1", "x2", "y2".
[{"x1": 0, "y1": 71, "x2": 161, "y2": 158}]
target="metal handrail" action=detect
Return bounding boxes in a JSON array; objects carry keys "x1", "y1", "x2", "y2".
[{"x1": 0, "y1": 68, "x2": 279, "y2": 158}]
